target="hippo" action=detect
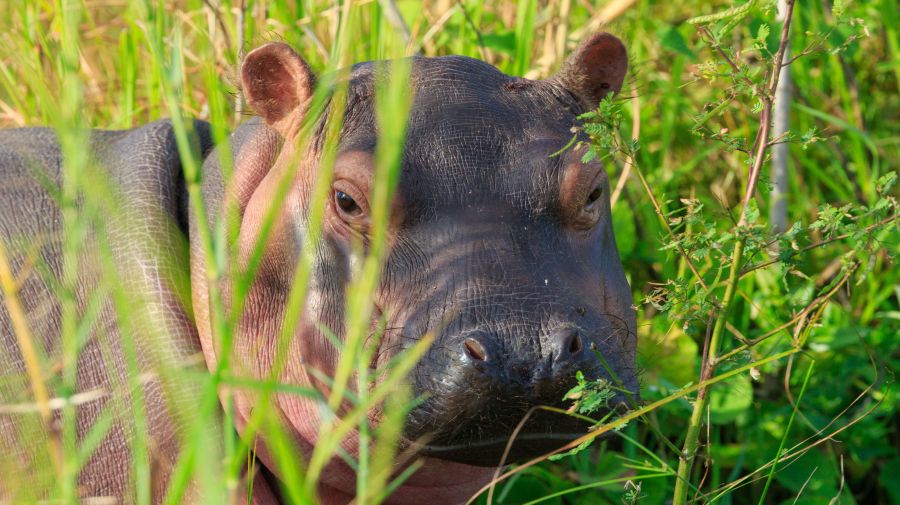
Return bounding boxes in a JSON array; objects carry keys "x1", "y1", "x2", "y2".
[{"x1": 0, "y1": 32, "x2": 636, "y2": 504}]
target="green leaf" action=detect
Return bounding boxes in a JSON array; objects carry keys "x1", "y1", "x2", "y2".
[
  {"x1": 564, "y1": 371, "x2": 615, "y2": 416},
  {"x1": 774, "y1": 450, "x2": 856, "y2": 502},
  {"x1": 660, "y1": 25, "x2": 695, "y2": 57},
  {"x1": 880, "y1": 457, "x2": 900, "y2": 504},
  {"x1": 480, "y1": 31, "x2": 516, "y2": 56},
  {"x1": 687, "y1": 0, "x2": 758, "y2": 26},
  {"x1": 756, "y1": 23, "x2": 770, "y2": 43},
  {"x1": 708, "y1": 373, "x2": 752, "y2": 425},
  {"x1": 637, "y1": 327, "x2": 698, "y2": 388},
  {"x1": 612, "y1": 204, "x2": 636, "y2": 257},
  {"x1": 687, "y1": 0, "x2": 761, "y2": 37},
  {"x1": 876, "y1": 171, "x2": 897, "y2": 194}
]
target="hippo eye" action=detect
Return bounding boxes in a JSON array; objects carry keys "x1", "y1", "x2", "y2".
[
  {"x1": 585, "y1": 186, "x2": 603, "y2": 209},
  {"x1": 335, "y1": 191, "x2": 360, "y2": 215}
]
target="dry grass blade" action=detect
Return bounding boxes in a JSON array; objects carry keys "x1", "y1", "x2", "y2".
[{"x1": 0, "y1": 239, "x2": 61, "y2": 474}]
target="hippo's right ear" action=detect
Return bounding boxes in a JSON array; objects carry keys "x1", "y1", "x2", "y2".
[
  {"x1": 551, "y1": 33, "x2": 628, "y2": 111},
  {"x1": 241, "y1": 43, "x2": 315, "y2": 138}
]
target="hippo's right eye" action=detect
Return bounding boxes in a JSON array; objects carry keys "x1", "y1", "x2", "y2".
[
  {"x1": 335, "y1": 191, "x2": 360, "y2": 214},
  {"x1": 331, "y1": 180, "x2": 370, "y2": 231}
]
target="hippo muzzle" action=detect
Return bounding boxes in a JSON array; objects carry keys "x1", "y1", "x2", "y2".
[
  {"x1": 408, "y1": 315, "x2": 636, "y2": 466},
  {"x1": 384, "y1": 212, "x2": 637, "y2": 466}
]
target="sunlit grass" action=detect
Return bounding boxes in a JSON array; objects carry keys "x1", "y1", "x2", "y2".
[{"x1": 0, "y1": 1, "x2": 897, "y2": 504}]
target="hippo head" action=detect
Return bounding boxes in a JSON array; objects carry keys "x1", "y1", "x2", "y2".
[{"x1": 198, "y1": 33, "x2": 636, "y2": 476}]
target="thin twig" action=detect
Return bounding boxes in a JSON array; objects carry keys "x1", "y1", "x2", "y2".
[
  {"x1": 0, "y1": 354, "x2": 206, "y2": 414},
  {"x1": 571, "y1": 0, "x2": 638, "y2": 40},
  {"x1": 455, "y1": 0, "x2": 486, "y2": 60},
  {"x1": 697, "y1": 26, "x2": 759, "y2": 95},
  {"x1": 671, "y1": 3, "x2": 796, "y2": 503},
  {"x1": 709, "y1": 342, "x2": 883, "y2": 501},
  {"x1": 739, "y1": 212, "x2": 899, "y2": 276},
  {"x1": 202, "y1": 0, "x2": 234, "y2": 57},
  {"x1": 632, "y1": 163, "x2": 711, "y2": 293},
  {"x1": 419, "y1": 4, "x2": 460, "y2": 54},
  {"x1": 717, "y1": 263, "x2": 857, "y2": 364},
  {"x1": 611, "y1": 82, "x2": 640, "y2": 207}
]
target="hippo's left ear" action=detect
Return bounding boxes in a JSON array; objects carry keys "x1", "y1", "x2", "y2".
[
  {"x1": 551, "y1": 33, "x2": 628, "y2": 111},
  {"x1": 241, "y1": 42, "x2": 315, "y2": 138}
]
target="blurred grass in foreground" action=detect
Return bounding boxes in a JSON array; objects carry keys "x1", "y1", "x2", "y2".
[{"x1": 0, "y1": 0, "x2": 898, "y2": 504}]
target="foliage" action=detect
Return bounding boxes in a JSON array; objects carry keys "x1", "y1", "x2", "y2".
[{"x1": 564, "y1": 371, "x2": 617, "y2": 418}]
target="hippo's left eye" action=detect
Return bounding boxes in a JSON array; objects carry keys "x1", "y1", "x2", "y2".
[
  {"x1": 561, "y1": 156, "x2": 606, "y2": 230},
  {"x1": 585, "y1": 186, "x2": 603, "y2": 210},
  {"x1": 569, "y1": 180, "x2": 604, "y2": 230}
]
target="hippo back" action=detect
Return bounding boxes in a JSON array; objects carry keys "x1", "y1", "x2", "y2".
[{"x1": 0, "y1": 120, "x2": 213, "y2": 503}]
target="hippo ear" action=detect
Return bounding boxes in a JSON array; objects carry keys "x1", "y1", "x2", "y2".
[
  {"x1": 241, "y1": 42, "x2": 315, "y2": 137},
  {"x1": 552, "y1": 33, "x2": 628, "y2": 111}
]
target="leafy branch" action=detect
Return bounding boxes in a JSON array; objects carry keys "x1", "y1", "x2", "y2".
[{"x1": 671, "y1": 2, "x2": 798, "y2": 503}]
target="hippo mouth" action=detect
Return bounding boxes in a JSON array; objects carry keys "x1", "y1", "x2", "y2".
[
  {"x1": 417, "y1": 430, "x2": 594, "y2": 467},
  {"x1": 401, "y1": 395, "x2": 630, "y2": 467}
]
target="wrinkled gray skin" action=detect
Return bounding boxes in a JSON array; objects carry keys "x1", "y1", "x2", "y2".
[
  {"x1": 0, "y1": 123, "x2": 213, "y2": 500},
  {"x1": 1, "y1": 33, "x2": 636, "y2": 504}
]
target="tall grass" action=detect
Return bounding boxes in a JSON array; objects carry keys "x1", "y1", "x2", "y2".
[{"x1": 0, "y1": 1, "x2": 897, "y2": 504}]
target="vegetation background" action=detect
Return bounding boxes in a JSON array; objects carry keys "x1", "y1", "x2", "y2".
[{"x1": 0, "y1": 0, "x2": 897, "y2": 504}]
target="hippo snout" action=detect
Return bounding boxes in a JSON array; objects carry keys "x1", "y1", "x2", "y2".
[
  {"x1": 402, "y1": 315, "x2": 636, "y2": 466},
  {"x1": 460, "y1": 326, "x2": 591, "y2": 385}
]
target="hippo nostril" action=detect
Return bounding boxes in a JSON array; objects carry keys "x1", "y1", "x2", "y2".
[
  {"x1": 567, "y1": 332, "x2": 583, "y2": 355},
  {"x1": 552, "y1": 327, "x2": 584, "y2": 361},
  {"x1": 464, "y1": 338, "x2": 487, "y2": 361}
]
